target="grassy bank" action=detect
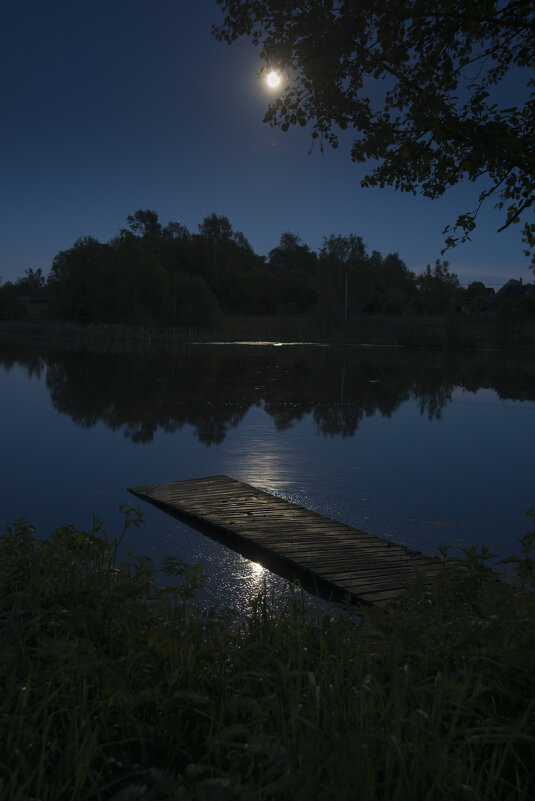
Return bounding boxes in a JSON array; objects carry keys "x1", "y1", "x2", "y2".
[
  {"x1": 1, "y1": 509, "x2": 534, "y2": 800},
  {"x1": 2, "y1": 312, "x2": 535, "y2": 349}
]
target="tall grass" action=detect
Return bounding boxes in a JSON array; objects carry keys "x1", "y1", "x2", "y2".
[{"x1": 1, "y1": 508, "x2": 534, "y2": 800}]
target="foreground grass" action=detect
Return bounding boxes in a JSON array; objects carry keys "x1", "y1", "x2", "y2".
[{"x1": 1, "y1": 510, "x2": 534, "y2": 800}]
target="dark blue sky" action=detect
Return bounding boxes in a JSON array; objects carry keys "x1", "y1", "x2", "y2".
[{"x1": 1, "y1": 0, "x2": 531, "y2": 287}]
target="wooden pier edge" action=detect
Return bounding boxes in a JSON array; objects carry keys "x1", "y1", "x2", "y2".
[
  {"x1": 128, "y1": 475, "x2": 441, "y2": 608},
  {"x1": 128, "y1": 482, "x2": 363, "y2": 606}
]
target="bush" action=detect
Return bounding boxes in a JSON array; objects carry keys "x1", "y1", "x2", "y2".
[
  {"x1": 1, "y1": 510, "x2": 534, "y2": 800},
  {"x1": 175, "y1": 275, "x2": 220, "y2": 328},
  {"x1": 0, "y1": 283, "x2": 26, "y2": 321}
]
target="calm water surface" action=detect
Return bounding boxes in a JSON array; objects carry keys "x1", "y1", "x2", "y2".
[{"x1": 1, "y1": 337, "x2": 534, "y2": 609}]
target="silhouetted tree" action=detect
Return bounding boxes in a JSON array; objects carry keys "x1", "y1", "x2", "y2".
[
  {"x1": 162, "y1": 221, "x2": 190, "y2": 240},
  {"x1": 214, "y1": 0, "x2": 535, "y2": 262},
  {"x1": 268, "y1": 232, "x2": 316, "y2": 277},
  {"x1": 320, "y1": 234, "x2": 366, "y2": 267},
  {"x1": 316, "y1": 234, "x2": 416, "y2": 319},
  {"x1": 375, "y1": 253, "x2": 417, "y2": 311},
  {"x1": 198, "y1": 213, "x2": 234, "y2": 278},
  {"x1": 125, "y1": 209, "x2": 162, "y2": 239},
  {"x1": 317, "y1": 234, "x2": 367, "y2": 319},
  {"x1": 113, "y1": 240, "x2": 168, "y2": 324},
  {"x1": 16, "y1": 267, "x2": 47, "y2": 295},
  {"x1": 0, "y1": 282, "x2": 25, "y2": 320},
  {"x1": 232, "y1": 230, "x2": 254, "y2": 254},
  {"x1": 463, "y1": 281, "x2": 495, "y2": 315},
  {"x1": 417, "y1": 260, "x2": 462, "y2": 314},
  {"x1": 43, "y1": 207, "x2": 484, "y2": 326},
  {"x1": 48, "y1": 237, "x2": 118, "y2": 323},
  {"x1": 174, "y1": 275, "x2": 221, "y2": 328},
  {"x1": 198, "y1": 213, "x2": 233, "y2": 244}
]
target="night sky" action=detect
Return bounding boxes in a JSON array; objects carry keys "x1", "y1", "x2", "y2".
[{"x1": 1, "y1": 0, "x2": 531, "y2": 287}]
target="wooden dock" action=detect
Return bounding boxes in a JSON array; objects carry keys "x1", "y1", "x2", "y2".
[{"x1": 128, "y1": 475, "x2": 442, "y2": 608}]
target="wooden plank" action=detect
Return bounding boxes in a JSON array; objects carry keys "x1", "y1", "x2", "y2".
[{"x1": 128, "y1": 475, "x2": 440, "y2": 608}]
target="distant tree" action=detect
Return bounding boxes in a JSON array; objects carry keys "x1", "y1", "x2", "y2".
[
  {"x1": 198, "y1": 213, "x2": 234, "y2": 277},
  {"x1": 0, "y1": 282, "x2": 25, "y2": 320},
  {"x1": 162, "y1": 221, "x2": 190, "y2": 240},
  {"x1": 214, "y1": 0, "x2": 535, "y2": 262},
  {"x1": 113, "y1": 240, "x2": 169, "y2": 325},
  {"x1": 232, "y1": 230, "x2": 254, "y2": 254},
  {"x1": 320, "y1": 234, "x2": 366, "y2": 267},
  {"x1": 317, "y1": 234, "x2": 367, "y2": 318},
  {"x1": 153, "y1": 223, "x2": 192, "y2": 314},
  {"x1": 174, "y1": 275, "x2": 221, "y2": 328},
  {"x1": 377, "y1": 253, "x2": 417, "y2": 306},
  {"x1": 417, "y1": 259, "x2": 462, "y2": 313},
  {"x1": 317, "y1": 234, "x2": 416, "y2": 316},
  {"x1": 235, "y1": 269, "x2": 279, "y2": 314},
  {"x1": 48, "y1": 237, "x2": 118, "y2": 323},
  {"x1": 198, "y1": 213, "x2": 233, "y2": 244},
  {"x1": 124, "y1": 209, "x2": 162, "y2": 239},
  {"x1": 464, "y1": 281, "x2": 495, "y2": 314},
  {"x1": 268, "y1": 231, "x2": 316, "y2": 276},
  {"x1": 519, "y1": 294, "x2": 535, "y2": 319},
  {"x1": 16, "y1": 267, "x2": 46, "y2": 295}
]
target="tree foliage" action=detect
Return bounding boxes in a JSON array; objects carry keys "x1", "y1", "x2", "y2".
[
  {"x1": 0, "y1": 282, "x2": 25, "y2": 320},
  {"x1": 268, "y1": 230, "x2": 316, "y2": 276},
  {"x1": 15, "y1": 267, "x2": 47, "y2": 294},
  {"x1": 317, "y1": 233, "x2": 416, "y2": 317},
  {"x1": 416, "y1": 258, "x2": 462, "y2": 313},
  {"x1": 198, "y1": 212, "x2": 233, "y2": 244},
  {"x1": 12, "y1": 207, "x2": 533, "y2": 329},
  {"x1": 213, "y1": 0, "x2": 535, "y2": 262},
  {"x1": 124, "y1": 209, "x2": 162, "y2": 239}
]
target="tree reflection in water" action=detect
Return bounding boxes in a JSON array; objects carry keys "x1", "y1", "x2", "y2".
[{"x1": 1, "y1": 339, "x2": 534, "y2": 445}]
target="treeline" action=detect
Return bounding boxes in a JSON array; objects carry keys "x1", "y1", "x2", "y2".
[{"x1": 1, "y1": 209, "x2": 533, "y2": 327}]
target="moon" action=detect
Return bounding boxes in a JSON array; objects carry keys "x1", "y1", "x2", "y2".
[{"x1": 266, "y1": 70, "x2": 281, "y2": 88}]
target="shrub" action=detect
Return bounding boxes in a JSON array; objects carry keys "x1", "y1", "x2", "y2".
[{"x1": 1, "y1": 510, "x2": 534, "y2": 800}]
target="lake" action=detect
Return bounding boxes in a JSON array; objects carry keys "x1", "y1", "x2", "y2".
[{"x1": 1, "y1": 336, "x2": 534, "y2": 610}]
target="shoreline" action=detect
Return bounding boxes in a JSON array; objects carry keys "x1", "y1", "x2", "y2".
[{"x1": 2, "y1": 311, "x2": 535, "y2": 350}]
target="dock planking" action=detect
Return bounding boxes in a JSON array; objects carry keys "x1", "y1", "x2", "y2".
[{"x1": 128, "y1": 475, "x2": 442, "y2": 608}]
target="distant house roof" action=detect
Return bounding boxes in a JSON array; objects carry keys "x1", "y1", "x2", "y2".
[{"x1": 496, "y1": 279, "x2": 527, "y2": 300}]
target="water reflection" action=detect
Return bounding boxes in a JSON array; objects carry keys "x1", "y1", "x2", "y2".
[
  {"x1": 194, "y1": 548, "x2": 273, "y2": 609},
  {"x1": 1, "y1": 338, "x2": 534, "y2": 445},
  {"x1": 236, "y1": 433, "x2": 300, "y2": 490},
  {"x1": 2, "y1": 336, "x2": 535, "y2": 608}
]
